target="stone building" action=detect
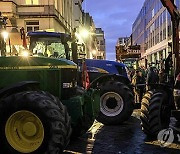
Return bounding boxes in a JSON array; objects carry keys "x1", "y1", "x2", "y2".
[
  {"x1": 73, "y1": 0, "x2": 84, "y2": 29},
  {"x1": 116, "y1": 37, "x2": 129, "y2": 61},
  {"x1": 0, "y1": 0, "x2": 74, "y2": 33},
  {"x1": 0, "y1": 0, "x2": 75, "y2": 55},
  {"x1": 95, "y1": 28, "x2": 106, "y2": 60},
  {"x1": 116, "y1": 37, "x2": 141, "y2": 61},
  {"x1": 0, "y1": 0, "x2": 102, "y2": 58},
  {"x1": 82, "y1": 12, "x2": 98, "y2": 59},
  {"x1": 0, "y1": 0, "x2": 101, "y2": 59}
]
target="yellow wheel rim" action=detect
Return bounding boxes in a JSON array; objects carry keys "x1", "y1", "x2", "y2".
[{"x1": 5, "y1": 110, "x2": 44, "y2": 153}]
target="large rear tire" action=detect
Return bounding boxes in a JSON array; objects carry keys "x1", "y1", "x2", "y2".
[
  {"x1": 0, "y1": 91, "x2": 71, "y2": 154},
  {"x1": 140, "y1": 90, "x2": 171, "y2": 136},
  {"x1": 97, "y1": 81, "x2": 134, "y2": 125}
]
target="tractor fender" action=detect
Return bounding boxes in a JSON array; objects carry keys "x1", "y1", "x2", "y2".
[
  {"x1": 0, "y1": 81, "x2": 39, "y2": 99},
  {"x1": 89, "y1": 74, "x2": 131, "y2": 89}
]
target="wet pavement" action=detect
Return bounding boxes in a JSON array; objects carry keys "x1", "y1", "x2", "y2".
[{"x1": 64, "y1": 110, "x2": 180, "y2": 154}]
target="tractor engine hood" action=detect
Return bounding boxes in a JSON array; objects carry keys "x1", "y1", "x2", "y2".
[{"x1": 0, "y1": 56, "x2": 77, "y2": 69}]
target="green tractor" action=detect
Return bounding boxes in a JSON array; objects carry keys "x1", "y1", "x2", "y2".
[{"x1": 0, "y1": 29, "x2": 101, "y2": 153}]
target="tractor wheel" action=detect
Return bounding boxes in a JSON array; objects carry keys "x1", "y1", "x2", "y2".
[
  {"x1": 97, "y1": 81, "x2": 134, "y2": 125},
  {"x1": 140, "y1": 90, "x2": 171, "y2": 136},
  {"x1": 0, "y1": 91, "x2": 71, "y2": 154}
]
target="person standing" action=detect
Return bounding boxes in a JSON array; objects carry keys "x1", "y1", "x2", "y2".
[
  {"x1": 158, "y1": 69, "x2": 167, "y2": 83},
  {"x1": 146, "y1": 67, "x2": 159, "y2": 90},
  {"x1": 132, "y1": 70, "x2": 145, "y2": 103}
]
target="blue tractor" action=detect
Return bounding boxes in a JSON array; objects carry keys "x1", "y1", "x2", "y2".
[{"x1": 78, "y1": 59, "x2": 134, "y2": 125}]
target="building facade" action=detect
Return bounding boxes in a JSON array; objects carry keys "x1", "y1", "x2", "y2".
[
  {"x1": 0, "y1": 0, "x2": 104, "y2": 59},
  {"x1": 95, "y1": 28, "x2": 106, "y2": 59},
  {"x1": 0, "y1": 0, "x2": 103, "y2": 60},
  {"x1": 82, "y1": 12, "x2": 98, "y2": 59},
  {"x1": 115, "y1": 36, "x2": 141, "y2": 62},
  {"x1": 132, "y1": 0, "x2": 180, "y2": 67},
  {"x1": 116, "y1": 37, "x2": 129, "y2": 61},
  {"x1": 0, "y1": 0, "x2": 74, "y2": 33},
  {"x1": 0, "y1": 0, "x2": 75, "y2": 55},
  {"x1": 73, "y1": 0, "x2": 84, "y2": 29}
]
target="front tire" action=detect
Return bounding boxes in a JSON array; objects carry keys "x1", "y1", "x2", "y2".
[
  {"x1": 140, "y1": 90, "x2": 171, "y2": 136},
  {"x1": 97, "y1": 81, "x2": 134, "y2": 125},
  {"x1": 0, "y1": 91, "x2": 71, "y2": 154}
]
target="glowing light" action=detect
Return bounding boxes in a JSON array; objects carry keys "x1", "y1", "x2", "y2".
[
  {"x1": 92, "y1": 50, "x2": 97, "y2": 55},
  {"x1": 22, "y1": 51, "x2": 29, "y2": 57},
  {"x1": 1, "y1": 31, "x2": 9, "y2": 40},
  {"x1": 80, "y1": 29, "x2": 89, "y2": 38},
  {"x1": 75, "y1": 32, "x2": 81, "y2": 41}
]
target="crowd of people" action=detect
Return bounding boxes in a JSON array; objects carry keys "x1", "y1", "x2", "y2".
[{"x1": 130, "y1": 65, "x2": 172, "y2": 103}]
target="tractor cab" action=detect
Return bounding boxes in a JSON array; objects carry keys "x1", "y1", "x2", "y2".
[
  {"x1": 27, "y1": 31, "x2": 72, "y2": 60},
  {"x1": 0, "y1": 30, "x2": 74, "y2": 62}
]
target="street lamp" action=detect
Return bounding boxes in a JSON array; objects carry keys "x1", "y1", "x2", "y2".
[
  {"x1": 92, "y1": 49, "x2": 97, "y2": 59},
  {"x1": 80, "y1": 28, "x2": 89, "y2": 39},
  {"x1": 1, "y1": 30, "x2": 9, "y2": 40},
  {"x1": 92, "y1": 49, "x2": 97, "y2": 55}
]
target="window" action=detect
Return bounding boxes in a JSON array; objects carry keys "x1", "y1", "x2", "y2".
[
  {"x1": 100, "y1": 40, "x2": 104, "y2": 45},
  {"x1": 115, "y1": 65, "x2": 126, "y2": 75},
  {"x1": 163, "y1": 11, "x2": 166, "y2": 23},
  {"x1": 30, "y1": 37, "x2": 71, "y2": 59},
  {"x1": 152, "y1": 9, "x2": 155, "y2": 18},
  {"x1": 175, "y1": 0, "x2": 180, "y2": 9},
  {"x1": 26, "y1": 0, "x2": 39, "y2": 5},
  {"x1": 157, "y1": 33, "x2": 159, "y2": 44},
  {"x1": 26, "y1": 21, "x2": 39, "y2": 32},
  {"x1": 160, "y1": 30, "x2": 162, "y2": 42},
  {"x1": 164, "y1": 29, "x2": 166, "y2": 40},
  {"x1": 168, "y1": 24, "x2": 172, "y2": 37}
]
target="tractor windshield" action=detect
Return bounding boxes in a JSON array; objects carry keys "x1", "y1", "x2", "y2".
[{"x1": 29, "y1": 36, "x2": 71, "y2": 60}]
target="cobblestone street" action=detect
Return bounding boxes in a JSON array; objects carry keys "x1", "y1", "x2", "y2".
[{"x1": 64, "y1": 110, "x2": 180, "y2": 154}]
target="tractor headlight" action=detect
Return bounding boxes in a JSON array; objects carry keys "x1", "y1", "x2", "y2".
[{"x1": 22, "y1": 50, "x2": 29, "y2": 57}]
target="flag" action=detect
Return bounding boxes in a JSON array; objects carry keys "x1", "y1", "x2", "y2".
[{"x1": 82, "y1": 61, "x2": 90, "y2": 89}]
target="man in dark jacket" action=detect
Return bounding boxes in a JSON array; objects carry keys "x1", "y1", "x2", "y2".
[
  {"x1": 146, "y1": 67, "x2": 159, "y2": 90},
  {"x1": 132, "y1": 70, "x2": 145, "y2": 103}
]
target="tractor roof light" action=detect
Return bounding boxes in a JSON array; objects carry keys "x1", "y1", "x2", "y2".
[{"x1": 22, "y1": 50, "x2": 29, "y2": 57}]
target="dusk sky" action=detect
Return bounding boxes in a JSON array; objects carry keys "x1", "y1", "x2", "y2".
[{"x1": 83, "y1": 0, "x2": 145, "y2": 60}]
